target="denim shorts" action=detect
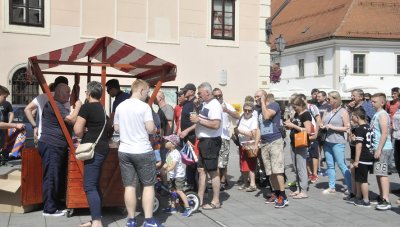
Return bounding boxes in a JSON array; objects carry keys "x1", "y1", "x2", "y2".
[{"x1": 118, "y1": 151, "x2": 156, "y2": 187}]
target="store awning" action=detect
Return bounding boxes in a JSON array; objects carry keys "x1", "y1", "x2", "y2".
[{"x1": 27, "y1": 36, "x2": 176, "y2": 85}]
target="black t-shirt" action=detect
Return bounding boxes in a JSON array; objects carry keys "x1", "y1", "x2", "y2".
[
  {"x1": 78, "y1": 102, "x2": 109, "y2": 154},
  {"x1": 180, "y1": 97, "x2": 196, "y2": 132},
  {"x1": 354, "y1": 124, "x2": 374, "y2": 163},
  {"x1": 0, "y1": 101, "x2": 13, "y2": 123},
  {"x1": 290, "y1": 111, "x2": 312, "y2": 146}
]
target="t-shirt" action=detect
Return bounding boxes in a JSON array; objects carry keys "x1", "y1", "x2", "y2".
[
  {"x1": 290, "y1": 111, "x2": 312, "y2": 146},
  {"x1": 317, "y1": 101, "x2": 331, "y2": 120},
  {"x1": 161, "y1": 104, "x2": 174, "y2": 136},
  {"x1": 258, "y1": 102, "x2": 282, "y2": 143},
  {"x1": 0, "y1": 101, "x2": 13, "y2": 123},
  {"x1": 307, "y1": 104, "x2": 320, "y2": 135},
  {"x1": 354, "y1": 124, "x2": 374, "y2": 164},
  {"x1": 33, "y1": 92, "x2": 71, "y2": 139},
  {"x1": 174, "y1": 105, "x2": 183, "y2": 134},
  {"x1": 386, "y1": 100, "x2": 400, "y2": 128},
  {"x1": 181, "y1": 97, "x2": 196, "y2": 132},
  {"x1": 195, "y1": 98, "x2": 223, "y2": 138},
  {"x1": 149, "y1": 110, "x2": 162, "y2": 150},
  {"x1": 221, "y1": 101, "x2": 237, "y2": 140},
  {"x1": 112, "y1": 91, "x2": 130, "y2": 113},
  {"x1": 114, "y1": 98, "x2": 153, "y2": 154},
  {"x1": 238, "y1": 114, "x2": 258, "y2": 144},
  {"x1": 166, "y1": 149, "x2": 186, "y2": 178},
  {"x1": 370, "y1": 109, "x2": 392, "y2": 150},
  {"x1": 78, "y1": 102, "x2": 108, "y2": 155},
  {"x1": 39, "y1": 101, "x2": 70, "y2": 147}
]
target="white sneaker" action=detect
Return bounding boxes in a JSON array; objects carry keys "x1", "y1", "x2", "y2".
[{"x1": 43, "y1": 210, "x2": 65, "y2": 217}]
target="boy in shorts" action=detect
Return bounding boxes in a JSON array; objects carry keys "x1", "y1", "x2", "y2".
[
  {"x1": 370, "y1": 93, "x2": 393, "y2": 210},
  {"x1": 350, "y1": 109, "x2": 374, "y2": 207},
  {"x1": 162, "y1": 134, "x2": 192, "y2": 217}
]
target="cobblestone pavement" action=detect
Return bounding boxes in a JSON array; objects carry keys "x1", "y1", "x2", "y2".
[{"x1": 1, "y1": 141, "x2": 399, "y2": 226}]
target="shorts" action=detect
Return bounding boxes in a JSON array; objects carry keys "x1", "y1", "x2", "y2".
[
  {"x1": 197, "y1": 137, "x2": 222, "y2": 171},
  {"x1": 118, "y1": 151, "x2": 156, "y2": 187},
  {"x1": 218, "y1": 139, "x2": 230, "y2": 168},
  {"x1": 373, "y1": 149, "x2": 393, "y2": 176},
  {"x1": 169, "y1": 177, "x2": 185, "y2": 191},
  {"x1": 355, "y1": 163, "x2": 372, "y2": 183},
  {"x1": 308, "y1": 141, "x2": 319, "y2": 159},
  {"x1": 239, "y1": 146, "x2": 257, "y2": 172},
  {"x1": 261, "y1": 138, "x2": 284, "y2": 175}
]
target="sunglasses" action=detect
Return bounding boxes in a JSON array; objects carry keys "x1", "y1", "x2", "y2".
[
  {"x1": 243, "y1": 109, "x2": 253, "y2": 113},
  {"x1": 214, "y1": 95, "x2": 223, "y2": 99}
]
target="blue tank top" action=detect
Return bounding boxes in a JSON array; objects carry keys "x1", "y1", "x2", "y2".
[{"x1": 370, "y1": 110, "x2": 392, "y2": 150}]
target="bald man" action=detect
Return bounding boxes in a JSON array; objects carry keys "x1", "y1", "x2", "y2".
[{"x1": 38, "y1": 83, "x2": 82, "y2": 217}]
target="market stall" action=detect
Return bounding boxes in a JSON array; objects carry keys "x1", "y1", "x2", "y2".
[{"x1": 21, "y1": 36, "x2": 177, "y2": 215}]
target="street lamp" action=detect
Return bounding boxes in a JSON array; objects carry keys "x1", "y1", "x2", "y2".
[{"x1": 275, "y1": 34, "x2": 286, "y2": 55}]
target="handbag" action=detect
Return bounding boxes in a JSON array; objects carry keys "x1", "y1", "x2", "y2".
[
  {"x1": 231, "y1": 115, "x2": 244, "y2": 146},
  {"x1": 75, "y1": 108, "x2": 107, "y2": 161},
  {"x1": 242, "y1": 140, "x2": 258, "y2": 158},
  {"x1": 294, "y1": 130, "x2": 309, "y2": 148},
  {"x1": 180, "y1": 142, "x2": 197, "y2": 165}
]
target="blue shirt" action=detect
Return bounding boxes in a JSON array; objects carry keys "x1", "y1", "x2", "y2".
[
  {"x1": 258, "y1": 102, "x2": 282, "y2": 143},
  {"x1": 361, "y1": 101, "x2": 376, "y2": 123},
  {"x1": 112, "y1": 91, "x2": 130, "y2": 113}
]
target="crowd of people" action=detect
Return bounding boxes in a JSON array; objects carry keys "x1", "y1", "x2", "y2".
[{"x1": 1, "y1": 77, "x2": 400, "y2": 226}]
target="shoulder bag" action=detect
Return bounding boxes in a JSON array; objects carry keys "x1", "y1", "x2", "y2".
[
  {"x1": 317, "y1": 107, "x2": 342, "y2": 143},
  {"x1": 75, "y1": 108, "x2": 107, "y2": 161},
  {"x1": 231, "y1": 115, "x2": 244, "y2": 146}
]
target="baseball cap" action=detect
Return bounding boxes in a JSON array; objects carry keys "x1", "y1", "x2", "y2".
[
  {"x1": 180, "y1": 83, "x2": 196, "y2": 92},
  {"x1": 163, "y1": 134, "x2": 180, "y2": 146}
]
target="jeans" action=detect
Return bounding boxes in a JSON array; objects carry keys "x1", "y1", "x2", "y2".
[
  {"x1": 323, "y1": 142, "x2": 352, "y2": 192},
  {"x1": 84, "y1": 152, "x2": 107, "y2": 220},
  {"x1": 38, "y1": 141, "x2": 67, "y2": 213}
]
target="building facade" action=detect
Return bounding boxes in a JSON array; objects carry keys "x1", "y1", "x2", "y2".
[{"x1": 1, "y1": 0, "x2": 271, "y2": 107}]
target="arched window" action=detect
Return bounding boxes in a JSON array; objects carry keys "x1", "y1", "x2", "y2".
[{"x1": 11, "y1": 68, "x2": 39, "y2": 104}]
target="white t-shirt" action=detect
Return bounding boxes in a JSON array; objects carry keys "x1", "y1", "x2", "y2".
[
  {"x1": 114, "y1": 98, "x2": 154, "y2": 154},
  {"x1": 238, "y1": 114, "x2": 258, "y2": 144},
  {"x1": 166, "y1": 149, "x2": 186, "y2": 178},
  {"x1": 221, "y1": 102, "x2": 236, "y2": 140},
  {"x1": 195, "y1": 98, "x2": 223, "y2": 138},
  {"x1": 33, "y1": 92, "x2": 71, "y2": 139}
]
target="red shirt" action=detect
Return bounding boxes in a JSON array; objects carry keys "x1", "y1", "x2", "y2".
[
  {"x1": 174, "y1": 105, "x2": 183, "y2": 133},
  {"x1": 386, "y1": 100, "x2": 400, "y2": 128}
]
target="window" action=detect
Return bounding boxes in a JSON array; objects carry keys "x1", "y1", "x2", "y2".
[
  {"x1": 12, "y1": 68, "x2": 39, "y2": 104},
  {"x1": 353, "y1": 54, "x2": 365, "y2": 74},
  {"x1": 211, "y1": 0, "x2": 235, "y2": 40},
  {"x1": 9, "y1": 0, "x2": 44, "y2": 27},
  {"x1": 299, "y1": 59, "x2": 304, "y2": 78},
  {"x1": 397, "y1": 55, "x2": 400, "y2": 75},
  {"x1": 317, "y1": 56, "x2": 324, "y2": 75}
]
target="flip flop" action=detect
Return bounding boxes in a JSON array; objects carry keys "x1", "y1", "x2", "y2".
[
  {"x1": 202, "y1": 203, "x2": 221, "y2": 210},
  {"x1": 293, "y1": 194, "x2": 309, "y2": 199},
  {"x1": 79, "y1": 221, "x2": 92, "y2": 227}
]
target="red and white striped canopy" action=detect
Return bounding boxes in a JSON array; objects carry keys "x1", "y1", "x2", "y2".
[{"x1": 28, "y1": 36, "x2": 176, "y2": 85}]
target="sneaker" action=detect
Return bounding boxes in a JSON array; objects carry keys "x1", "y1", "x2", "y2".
[
  {"x1": 42, "y1": 210, "x2": 65, "y2": 217},
  {"x1": 322, "y1": 188, "x2": 336, "y2": 194},
  {"x1": 182, "y1": 208, "x2": 193, "y2": 217},
  {"x1": 265, "y1": 194, "x2": 277, "y2": 204},
  {"x1": 163, "y1": 206, "x2": 177, "y2": 214},
  {"x1": 370, "y1": 196, "x2": 383, "y2": 205},
  {"x1": 126, "y1": 218, "x2": 137, "y2": 227},
  {"x1": 143, "y1": 218, "x2": 164, "y2": 227},
  {"x1": 310, "y1": 175, "x2": 318, "y2": 183},
  {"x1": 343, "y1": 193, "x2": 357, "y2": 204},
  {"x1": 353, "y1": 199, "x2": 371, "y2": 208},
  {"x1": 376, "y1": 199, "x2": 392, "y2": 211},
  {"x1": 274, "y1": 196, "x2": 288, "y2": 208}
]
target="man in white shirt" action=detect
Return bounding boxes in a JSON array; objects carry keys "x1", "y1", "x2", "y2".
[
  {"x1": 114, "y1": 79, "x2": 163, "y2": 227},
  {"x1": 190, "y1": 82, "x2": 223, "y2": 210},
  {"x1": 212, "y1": 88, "x2": 239, "y2": 190}
]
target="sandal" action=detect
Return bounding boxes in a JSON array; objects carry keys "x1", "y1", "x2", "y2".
[
  {"x1": 245, "y1": 186, "x2": 257, "y2": 192},
  {"x1": 238, "y1": 185, "x2": 246, "y2": 190},
  {"x1": 289, "y1": 191, "x2": 300, "y2": 197},
  {"x1": 202, "y1": 203, "x2": 221, "y2": 210},
  {"x1": 79, "y1": 221, "x2": 92, "y2": 227},
  {"x1": 293, "y1": 193, "x2": 308, "y2": 199}
]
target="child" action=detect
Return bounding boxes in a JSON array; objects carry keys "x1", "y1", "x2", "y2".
[
  {"x1": 162, "y1": 134, "x2": 192, "y2": 217},
  {"x1": 370, "y1": 93, "x2": 393, "y2": 210},
  {"x1": 350, "y1": 108, "x2": 374, "y2": 207}
]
